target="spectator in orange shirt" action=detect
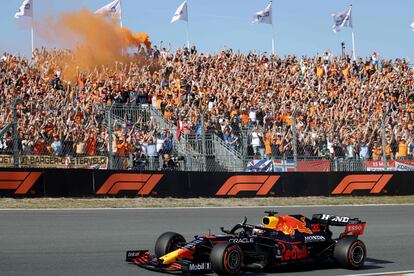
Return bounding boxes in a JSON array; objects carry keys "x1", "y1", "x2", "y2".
[{"x1": 396, "y1": 137, "x2": 408, "y2": 159}]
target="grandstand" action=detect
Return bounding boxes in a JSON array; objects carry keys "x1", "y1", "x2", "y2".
[{"x1": 0, "y1": 47, "x2": 413, "y2": 171}]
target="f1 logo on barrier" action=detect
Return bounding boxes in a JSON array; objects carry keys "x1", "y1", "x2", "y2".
[
  {"x1": 332, "y1": 174, "x2": 393, "y2": 195},
  {"x1": 96, "y1": 174, "x2": 163, "y2": 195},
  {"x1": 216, "y1": 175, "x2": 280, "y2": 196},
  {"x1": 0, "y1": 172, "x2": 42, "y2": 194}
]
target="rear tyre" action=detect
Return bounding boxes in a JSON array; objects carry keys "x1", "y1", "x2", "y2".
[
  {"x1": 154, "y1": 232, "x2": 186, "y2": 257},
  {"x1": 210, "y1": 243, "x2": 243, "y2": 275},
  {"x1": 334, "y1": 237, "x2": 367, "y2": 269}
]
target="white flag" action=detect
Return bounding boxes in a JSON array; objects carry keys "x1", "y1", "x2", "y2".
[
  {"x1": 95, "y1": 0, "x2": 121, "y2": 20},
  {"x1": 411, "y1": 21, "x2": 414, "y2": 31},
  {"x1": 171, "y1": 1, "x2": 188, "y2": 23},
  {"x1": 332, "y1": 5, "x2": 352, "y2": 33},
  {"x1": 14, "y1": 0, "x2": 33, "y2": 19},
  {"x1": 252, "y1": 2, "x2": 272, "y2": 25}
]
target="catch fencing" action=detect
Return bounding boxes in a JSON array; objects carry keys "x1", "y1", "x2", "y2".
[{"x1": 0, "y1": 101, "x2": 413, "y2": 172}]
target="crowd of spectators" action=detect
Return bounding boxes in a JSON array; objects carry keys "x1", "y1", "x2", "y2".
[{"x1": 0, "y1": 45, "x2": 413, "y2": 167}]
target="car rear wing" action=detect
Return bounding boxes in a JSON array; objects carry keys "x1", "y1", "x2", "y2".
[
  {"x1": 312, "y1": 214, "x2": 364, "y2": 226},
  {"x1": 312, "y1": 214, "x2": 366, "y2": 236}
]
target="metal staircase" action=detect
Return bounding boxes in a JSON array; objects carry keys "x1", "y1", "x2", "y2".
[{"x1": 102, "y1": 104, "x2": 245, "y2": 171}]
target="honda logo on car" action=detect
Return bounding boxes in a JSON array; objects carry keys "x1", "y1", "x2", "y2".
[
  {"x1": 229, "y1": 237, "x2": 254, "y2": 243},
  {"x1": 188, "y1": 262, "x2": 211, "y2": 271},
  {"x1": 321, "y1": 214, "x2": 350, "y2": 223},
  {"x1": 304, "y1": 235, "x2": 326, "y2": 242},
  {"x1": 282, "y1": 245, "x2": 308, "y2": 261}
]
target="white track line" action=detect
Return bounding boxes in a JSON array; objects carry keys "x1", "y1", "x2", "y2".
[
  {"x1": 0, "y1": 203, "x2": 413, "y2": 211},
  {"x1": 339, "y1": 269, "x2": 414, "y2": 276}
]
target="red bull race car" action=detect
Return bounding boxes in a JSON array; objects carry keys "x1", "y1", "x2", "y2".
[{"x1": 126, "y1": 211, "x2": 367, "y2": 275}]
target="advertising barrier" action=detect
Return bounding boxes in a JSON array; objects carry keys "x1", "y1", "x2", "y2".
[
  {"x1": 365, "y1": 160, "x2": 414, "y2": 171},
  {"x1": 0, "y1": 155, "x2": 108, "y2": 169},
  {"x1": 0, "y1": 169, "x2": 412, "y2": 198}
]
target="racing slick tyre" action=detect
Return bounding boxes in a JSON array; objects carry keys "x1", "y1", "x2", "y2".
[
  {"x1": 154, "y1": 232, "x2": 186, "y2": 257},
  {"x1": 334, "y1": 237, "x2": 367, "y2": 269},
  {"x1": 210, "y1": 243, "x2": 243, "y2": 275}
]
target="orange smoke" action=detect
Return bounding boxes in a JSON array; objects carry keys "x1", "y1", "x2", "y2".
[{"x1": 44, "y1": 9, "x2": 151, "y2": 79}]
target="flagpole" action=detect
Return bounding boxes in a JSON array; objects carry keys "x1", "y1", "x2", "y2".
[
  {"x1": 186, "y1": 21, "x2": 190, "y2": 48},
  {"x1": 271, "y1": 1, "x2": 275, "y2": 55},
  {"x1": 186, "y1": 0, "x2": 189, "y2": 48},
  {"x1": 351, "y1": 31, "x2": 356, "y2": 61},
  {"x1": 31, "y1": 1, "x2": 34, "y2": 57},
  {"x1": 119, "y1": 0, "x2": 123, "y2": 28},
  {"x1": 31, "y1": 19, "x2": 34, "y2": 56}
]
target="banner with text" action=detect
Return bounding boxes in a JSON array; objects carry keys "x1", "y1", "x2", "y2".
[
  {"x1": 0, "y1": 155, "x2": 108, "y2": 169},
  {"x1": 366, "y1": 160, "x2": 414, "y2": 171}
]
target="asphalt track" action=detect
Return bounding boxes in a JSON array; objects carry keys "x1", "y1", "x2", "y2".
[{"x1": 0, "y1": 205, "x2": 413, "y2": 276}]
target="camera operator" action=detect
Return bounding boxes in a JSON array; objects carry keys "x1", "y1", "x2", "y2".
[{"x1": 162, "y1": 153, "x2": 177, "y2": 171}]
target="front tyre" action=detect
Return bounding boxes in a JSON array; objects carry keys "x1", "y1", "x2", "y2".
[
  {"x1": 334, "y1": 237, "x2": 367, "y2": 269},
  {"x1": 210, "y1": 243, "x2": 243, "y2": 275},
  {"x1": 154, "y1": 232, "x2": 186, "y2": 257}
]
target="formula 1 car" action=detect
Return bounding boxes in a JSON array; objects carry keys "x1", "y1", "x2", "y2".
[{"x1": 126, "y1": 211, "x2": 367, "y2": 275}]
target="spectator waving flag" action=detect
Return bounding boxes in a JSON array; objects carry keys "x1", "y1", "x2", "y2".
[
  {"x1": 252, "y1": 2, "x2": 272, "y2": 24},
  {"x1": 171, "y1": 1, "x2": 188, "y2": 23},
  {"x1": 95, "y1": 0, "x2": 122, "y2": 20},
  {"x1": 14, "y1": 0, "x2": 32, "y2": 18},
  {"x1": 332, "y1": 5, "x2": 352, "y2": 33}
]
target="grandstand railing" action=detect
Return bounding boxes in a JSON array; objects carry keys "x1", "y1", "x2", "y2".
[{"x1": 1, "y1": 101, "x2": 412, "y2": 172}]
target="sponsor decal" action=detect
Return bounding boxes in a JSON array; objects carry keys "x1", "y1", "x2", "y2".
[
  {"x1": 96, "y1": 173, "x2": 163, "y2": 195},
  {"x1": 0, "y1": 171, "x2": 42, "y2": 194},
  {"x1": 320, "y1": 214, "x2": 350, "y2": 223},
  {"x1": 342, "y1": 223, "x2": 366, "y2": 237},
  {"x1": 125, "y1": 250, "x2": 149, "y2": 262},
  {"x1": 304, "y1": 235, "x2": 326, "y2": 242},
  {"x1": 276, "y1": 216, "x2": 313, "y2": 235},
  {"x1": 282, "y1": 245, "x2": 308, "y2": 261},
  {"x1": 311, "y1": 224, "x2": 321, "y2": 232},
  {"x1": 216, "y1": 175, "x2": 280, "y2": 196},
  {"x1": 188, "y1": 262, "x2": 211, "y2": 271},
  {"x1": 332, "y1": 174, "x2": 393, "y2": 195},
  {"x1": 127, "y1": 251, "x2": 145, "y2": 257},
  {"x1": 229, "y1": 238, "x2": 254, "y2": 244}
]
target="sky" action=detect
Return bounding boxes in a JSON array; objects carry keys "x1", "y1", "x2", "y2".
[{"x1": 1, "y1": 0, "x2": 414, "y2": 61}]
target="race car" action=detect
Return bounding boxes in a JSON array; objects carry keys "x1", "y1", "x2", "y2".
[{"x1": 126, "y1": 211, "x2": 367, "y2": 275}]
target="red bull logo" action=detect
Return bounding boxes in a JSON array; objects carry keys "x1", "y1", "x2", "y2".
[
  {"x1": 276, "y1": 216, "x2": 313, "y2": 235},
  {"x1": 282, "y1": 245, "x2": 308, "y2": 261}
]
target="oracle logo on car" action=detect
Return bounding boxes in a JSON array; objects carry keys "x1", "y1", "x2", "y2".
[
  {"x1": 216, "y1": 175, "x2": 280, "y2": 196},
  {"x1": 0, "y1": 171, "x2": 42, "y2": 195},
  {"x1": 332, "y1": 174, "x2": 393, "y2": 195},
  {"x1": 229, "y1": 238, "x2": 254, "y2": 244},
  {"x1": 96, "y1": 174, "x2": 163, "y2": 195}
]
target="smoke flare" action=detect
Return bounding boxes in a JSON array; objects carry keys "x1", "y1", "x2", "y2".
[{"x1": 40, "y1": 9, "x2": 151, "y2": 79}]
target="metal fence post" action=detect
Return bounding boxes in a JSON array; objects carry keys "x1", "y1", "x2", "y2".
[
  {"x1": 12, "y1": 98, "x2": 20, "y2": 167},
  {"x1": 107, "y1": 104, "x2": 113, "y2": 170},
  {"x1": 381, "y1": 110, "x2": 387, "y2": 171},
  {"x1": 291, "y1": 110, "x2": 298, "y2": 172},
  {"x1": 200, "y1": 108, "x2": 207, "y2": 171}
]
